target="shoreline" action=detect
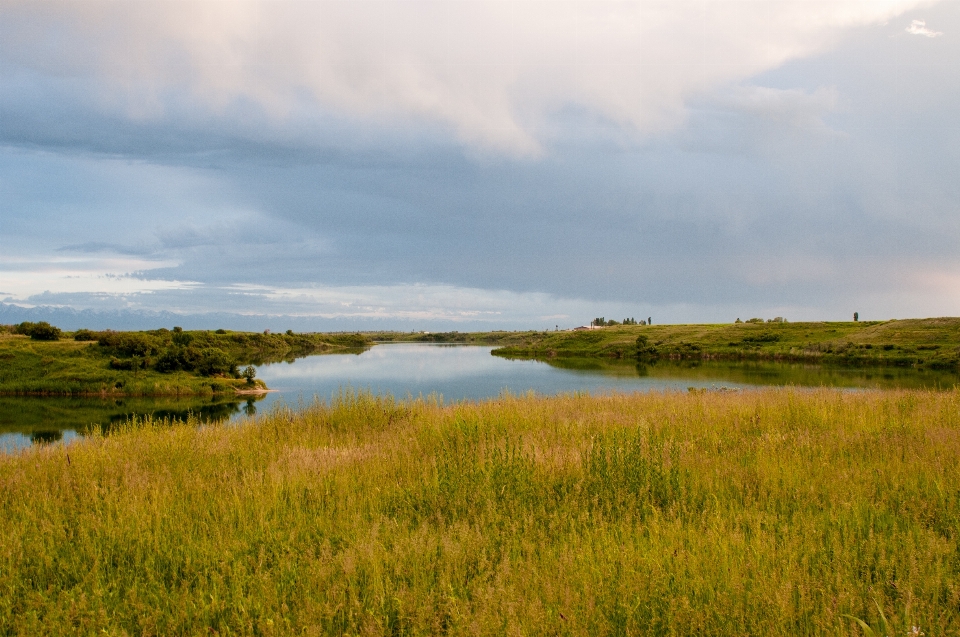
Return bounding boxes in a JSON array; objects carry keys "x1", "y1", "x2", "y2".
[{"x1": 0, "y1": 387, "x2": 278, "y2": 398}]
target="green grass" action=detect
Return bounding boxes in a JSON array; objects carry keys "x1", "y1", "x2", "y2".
[
  {"x1": 0, "y1": 329, "x2": 369, "y2": 396},
  {"x1": 490, "y1": 318, "x2": 960, "y2": 370},
  {"x1": 2, "y1": 388, "x2": 958, "y2": 634}
]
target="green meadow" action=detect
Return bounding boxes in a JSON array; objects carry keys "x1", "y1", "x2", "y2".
[
  {"x1": 487, "y1": 318, "x2": 960, "y2": 369},
  {"x1": 2, "y1": 388, "x2": 958, "y2": 635},
  {"x1": 0, "y1": 327, "x2": 368, "y2": 396}
]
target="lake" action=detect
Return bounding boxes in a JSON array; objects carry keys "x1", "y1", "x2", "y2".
[{"x1": 2, "y1": 343, "x2": 957, "y2": 452}]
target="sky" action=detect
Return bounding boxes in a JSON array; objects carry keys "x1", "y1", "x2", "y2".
[{"x1": 0, "y1": 0, "x2": 957, "y2": 330}]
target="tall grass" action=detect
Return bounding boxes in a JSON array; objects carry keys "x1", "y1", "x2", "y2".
[{"x1": 1, "y1": 388, "x2": 959, "y2": 635}]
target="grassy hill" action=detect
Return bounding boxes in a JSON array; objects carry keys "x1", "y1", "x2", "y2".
[{"x1": 490, "y1": 318, "x2": 960, "y2": 370}]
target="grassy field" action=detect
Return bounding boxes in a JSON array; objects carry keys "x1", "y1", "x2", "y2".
[
  {"x1": 2, "y1": 388, "x2": 958, "y2": 635},
  {"x1": 488, "y1": 318, "x2": 960, "y2": 370},
  {"x1": 0, "y1": 329, "x2": 368, "y2": 396}
]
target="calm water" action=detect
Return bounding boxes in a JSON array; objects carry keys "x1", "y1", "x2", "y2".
[{"x1": 3, "y1": 343, "x2": 958, "y2": 452}]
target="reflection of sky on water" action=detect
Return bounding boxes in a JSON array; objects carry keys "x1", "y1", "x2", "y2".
[
  {"x1": 0, "y1": 430, "x2": 78, "y2": 454},
  {"x1": 5, "y1": 344, "x2": 956, "y2": 453},
  {"x1": 253, "y1": 344, "x2": 750, "y2": 409}
]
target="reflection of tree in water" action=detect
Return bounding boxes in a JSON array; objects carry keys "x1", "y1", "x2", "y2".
[
  {"x1": 99, "y1": 401, "x2": 245, "y2": 432},
  {"x1": 543, "y1": 357, "x2": 960, "y2": 389},
  {"x1": 65, "y1": 394, "x2": 268, "y2": 436},
  {"x1": 31, "y1": 430, "x2": 63, "y2": 444},
  {"x1": 245, "y1": 346, "x2": 367, "y2": 367}
]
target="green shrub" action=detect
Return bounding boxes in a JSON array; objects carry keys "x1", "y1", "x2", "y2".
[
  {"x1": 636, "y1": 335, "x2": 657, "y2": 358},
  {"x1": 172, "y1": 330, "x2": 193, "y2": 347},
  {"x1": 98, "y1": 332, "x2": 160, "y2": 357},
  {"x1": 742, "y1": 332, "x2": 782, "y2": 344},
  {"x1": 155, "y1": 348, "x2": 188, "y2": 373},
  {"x1": 193, "y1": 348, "x2": 237, "y2": 377},
  {"x1": 109, "y1": 357, "x2": 142, "y2": 371},
  {"x1": 73, "y1": 329, "x2": 98, "y2": 341},
  {"x1": 15, "y1": 321, "x2": 62, "y2": 341}
]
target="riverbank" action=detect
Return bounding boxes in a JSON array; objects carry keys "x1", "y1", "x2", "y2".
[
  {"x1": 4, "y1": 319, "x2": 958, "y2": 397},
  {"x1": 0, "y1": 328, "x2": 369, "y2": 396},
  {"x1": 2, "y1": 388, "x2": 957, "y2": 634},
  {"x1": 489, "y1": 318, "x2": 960, "y2": 370}
]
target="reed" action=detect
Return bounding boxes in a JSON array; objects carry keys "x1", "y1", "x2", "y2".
[{"x1": 1, "y1": 388, "x2": 958, "y2": 635}]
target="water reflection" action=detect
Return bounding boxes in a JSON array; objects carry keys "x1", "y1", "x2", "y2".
[
  {"x1": 31, "y1": 430, "x2": 63, "y2": 444},
  {"x1": 0, "y1": 394, "x2": 266, "y2": 453},
  {"x1": 252, "y1": 343, "x2": 959, "y2": 414},
  {"x1": 3, "y1": 344, "x2": 957, "y2": 453},
  {"x1": 539, "y1": 357, "x2": 960, "y2": 390}
]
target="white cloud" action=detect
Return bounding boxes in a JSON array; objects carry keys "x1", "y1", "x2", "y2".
[
  {"x1": 0, "y1": 0, "x2": 937, "y2": 155},
  {"x1": 716, "y1": 86, "x2": 841, "y2": 130},
  {"x1": 906, "y1": 19, "x2": 943, "y2": 37},
  {"x1": 0, "y1": 255, "x2": 197, "y2": 303},
  {"x1": 224, "y1": 283, "x2": 576, "y2": 323}
]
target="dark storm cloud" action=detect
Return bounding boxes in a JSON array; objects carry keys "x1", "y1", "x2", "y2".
[{"x1": 1, "y1": 1, "x2": 957, "y2": 325}]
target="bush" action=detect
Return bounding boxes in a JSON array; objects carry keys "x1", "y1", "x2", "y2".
[
  {"x1": 155, "y1": 348, "x2": 188, "y2": 373},
  {"x1": 742, "y1": 332, "x2": 782, "y2": 344},
  {"x1": 242, "y1": 365, "x2": 257, "y2": 386},
  {"x1": 16, "y1": 321, "x2": 62, "y2": 341},
  {"x1": 98, "y1": 332, "x2": 160, "y2": 357},
  {"x1": 636, "y1": 335, "x2": 657, "y2": 358},
  {"x1": 172, "y1": 330, "x2": 193, "y2": 347},
  {"x1": 194, "y1": 348, "x2": 237, "y2": 377},
  {"x1": 109, "y1": 357, "x2": 143, "y2": 371},
  {"x1": 73, "y1": 329, "x2": 98, "y2": 341}
]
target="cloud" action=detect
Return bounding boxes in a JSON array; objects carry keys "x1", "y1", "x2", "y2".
[
  {"x1": 906, "y1": 19, "x2": 943, "y2": 37},
  {"x1": 713, "y1": 85, "x2": 842, "y2": 131},
  {"x1": 0, "y1": 255, "x2": 197, "y2": 303},
  {"x1": 1, "y1": 1, "x2": 958, "y2": 327},
  {"x1": 0, "y1": 0, "x2": 933, "y2": 155}
]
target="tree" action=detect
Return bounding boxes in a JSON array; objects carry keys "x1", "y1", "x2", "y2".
[
  {"x1": 242, "y1": 366, "x2": 257, "y2": 386},
  {"x1": 636, "y1": 334, "x2": 656, "y2": 358}
]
